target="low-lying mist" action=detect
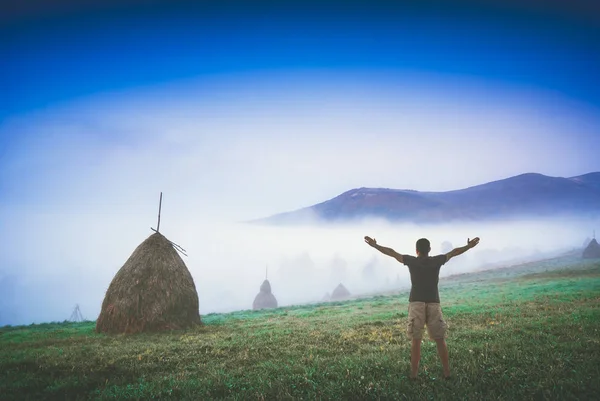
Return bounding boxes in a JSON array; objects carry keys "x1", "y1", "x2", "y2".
[{"x1": 0, "y1": 214, "x2": 595, "y2": 327}]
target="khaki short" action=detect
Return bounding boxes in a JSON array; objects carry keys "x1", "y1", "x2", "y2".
[{"x1": 407, "y1": 302, "x2": 448, "y2": 340}]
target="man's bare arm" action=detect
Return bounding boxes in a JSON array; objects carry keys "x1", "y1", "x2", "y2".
[
  {"x1": 364, "y1": 236, "x2": 404, "y2": 263},
  {"x1": 446, "y1": 237, "x2": 480, "y2": 262}
]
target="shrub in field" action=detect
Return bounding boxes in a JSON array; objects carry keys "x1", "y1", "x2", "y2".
[{"x1": 96, "y1": 232, "x2": 201, "y2": 334}]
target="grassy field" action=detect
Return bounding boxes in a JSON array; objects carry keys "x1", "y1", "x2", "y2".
[{"x1": 1, "y1": 255, "x2": 599, "y2": 400}]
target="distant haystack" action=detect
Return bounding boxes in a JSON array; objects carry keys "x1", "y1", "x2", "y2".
[
  {"x1": 582, "y1": 239, "x2": 600, "y2": 259},
  {"x1": 322, "y1": 292, "x2": 331, "y2": 302},
  {"x1": 331, "y1": 283, "x2": 351, "y2": 301},
  {"x1": 253, "y1": 279, "x2": 278, "y2": 310},
  {"x1": 96, "y1": 232, "x2": 201, "y2": 334}
]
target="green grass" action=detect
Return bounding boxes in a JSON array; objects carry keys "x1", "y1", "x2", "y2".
[{"x1": 1, "y1": 257, "x2": 599, "y2": 400}]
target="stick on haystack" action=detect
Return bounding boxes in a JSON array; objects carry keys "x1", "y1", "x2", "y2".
[{"x1": 96, "y1": 194, "x2": 201, "y2": 334}]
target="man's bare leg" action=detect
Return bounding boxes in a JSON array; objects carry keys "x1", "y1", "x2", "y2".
[
  {"x1": 410, "y1": 338, "x2": 422, "y2": 378},
  {"x1": 435, "y1": 338, "x2": 450, "y2": 378}
]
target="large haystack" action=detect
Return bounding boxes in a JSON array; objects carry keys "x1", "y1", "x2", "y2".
[
  {"x1": 331, "y1": 283, "x2": 351, "y2": 301},
  {"x1": 96, "y1": 232, "x2": 201, "y2": 334},
  {"x1": 253, "y1": 279, "x2": 278, "y2": 310},
  {"x1": 583, "y1": 239, "x2": 600, "y2": 259}
]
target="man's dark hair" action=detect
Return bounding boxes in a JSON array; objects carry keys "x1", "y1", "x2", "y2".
[{"x1": 416, "y1": 238, "x2": 431, "y2": 256}]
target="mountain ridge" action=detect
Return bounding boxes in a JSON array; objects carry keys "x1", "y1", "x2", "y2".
[{"x1": 252, "y1": 172, "x2": 600, "y2": 225}]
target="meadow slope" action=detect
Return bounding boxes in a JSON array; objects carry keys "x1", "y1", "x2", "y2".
[{"x1": 1, "y1": 255, "x2": 599, "y2": 400}]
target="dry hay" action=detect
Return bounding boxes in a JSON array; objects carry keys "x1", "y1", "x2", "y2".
[
  {"x1": 331, "y1": 283, "x2": 351, "y2": 300},
  {"x1": 253, "y1": 279, "x2": 278, "y2": 310},
  {"x1": 96, "y1": 232, "x2": 201, "y2": 334},
  {"x1": 583, "y1": 238, "x2": 600, "y2": 259}
]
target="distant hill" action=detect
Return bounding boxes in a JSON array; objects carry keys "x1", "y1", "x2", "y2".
[{"x1": 253, "y1": 172, "x2": 600, "y2": 224}]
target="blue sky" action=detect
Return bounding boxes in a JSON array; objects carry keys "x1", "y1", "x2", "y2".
[
  {"x1": 2, "y1": 0, "x2": 600, "y2": 212},
  {"x1": 3, "y1": 0, "x2": 600, "y2": 115},
  {"x1": 1, "y1": 0, "x2": 600, "y2": 325}
]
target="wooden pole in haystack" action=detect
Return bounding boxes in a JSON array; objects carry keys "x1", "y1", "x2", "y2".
[
  {"x1": 149, "y1": 192, "x2": 187, "y2": 257},
  {"x1": 157, "y1": 192, "x2": 163, "y2": 233}
]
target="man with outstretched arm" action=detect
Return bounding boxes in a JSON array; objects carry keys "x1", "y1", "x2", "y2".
[{"x1": 364, "y1": 235, "x2": 480, "y2": 379}]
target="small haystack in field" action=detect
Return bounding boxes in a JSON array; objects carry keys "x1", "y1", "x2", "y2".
[
  {"x1": 253, "y1": 279, "x2": 278, "y2": 310},
  {"x1": 583, "y1": 238, "x2": 600, "y2": 259},
  {"x1": 331, "y1": 283, "x2": 351, "y2": 301},
  {"x1": 96, "y1": 232, "x2": 201, "y2": 334}
]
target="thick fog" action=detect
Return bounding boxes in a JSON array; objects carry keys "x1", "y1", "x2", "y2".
[
  {"x1": 1, "y1": 72, "x2": 600, "y2": 326},
  {"x1": 1, "y1": 211, "x2": 597, "y2": 326}
]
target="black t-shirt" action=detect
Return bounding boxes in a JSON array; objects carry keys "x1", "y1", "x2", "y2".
[{"x1": 402, "y1": 254, "x2": 447, "y2": 303}]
